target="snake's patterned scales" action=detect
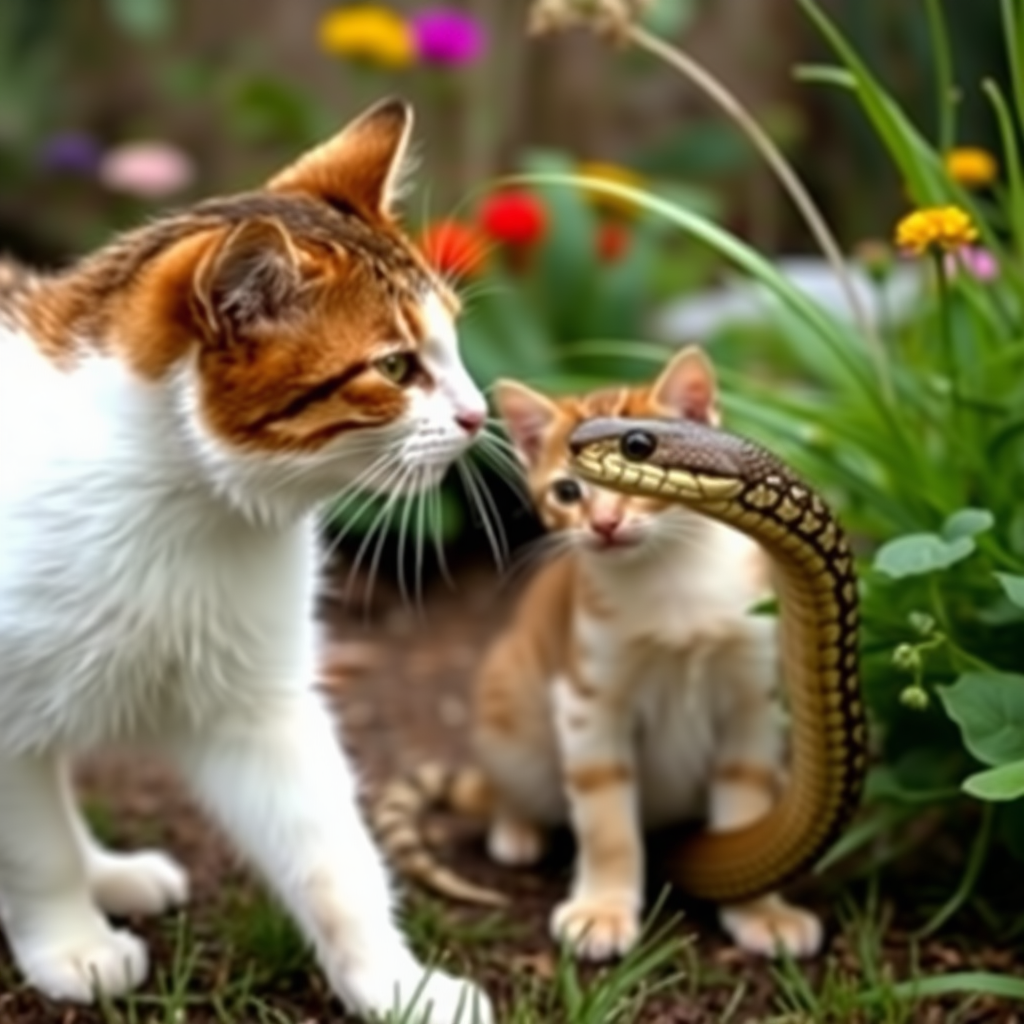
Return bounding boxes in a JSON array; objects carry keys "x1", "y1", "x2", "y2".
[{"x1": 568, "y1": 416, "x2": 867, "y2": 903}]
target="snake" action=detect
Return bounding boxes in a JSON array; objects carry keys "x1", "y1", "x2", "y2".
[{"x1": 566, "y1": 415, "x2": 868, "y2": 904}]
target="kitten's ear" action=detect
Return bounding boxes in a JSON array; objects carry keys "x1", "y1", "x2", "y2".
[
  {"x1": 192, "y1": 218, "x2": 301, "y2": 334},
  {"x1": 494, "y1": 379, "x2": 560, "y2": 467},
  {"x1": 266, "y1": 97, "x2": 414, "y2": 219},
  {"x1": 651, "y1": 345, "x2": 720, "y2": 426}
]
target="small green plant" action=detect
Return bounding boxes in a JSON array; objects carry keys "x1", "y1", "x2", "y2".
[{"x1": 517, "y1": 0, "x2": 1024, "y2": 976}]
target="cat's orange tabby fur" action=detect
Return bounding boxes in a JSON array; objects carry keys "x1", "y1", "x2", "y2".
[{"x1": 470, "y1": 348, "x2": 822, "y2": 961}]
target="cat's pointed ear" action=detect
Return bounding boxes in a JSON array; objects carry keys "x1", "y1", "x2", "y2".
[
  {"x1": 651, "y1": 345, "x2": 720, "y2": 426},
  {"x1": 192, "y1": 217, "x2": 301, "y2": 334},
  {"x1": 494, "y1": 379, "x2": 560, "y2": 467},
  {"x1": 266, "y1": 97, "x2": 414, "y2": 219}
]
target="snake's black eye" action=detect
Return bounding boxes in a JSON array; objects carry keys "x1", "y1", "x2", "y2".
[
  {"x1": 620, "y1": 430, "x2": 657, "y2": 462},
  {"x1": 551, "y1": 478, "x2": 583, "y2": 504}
]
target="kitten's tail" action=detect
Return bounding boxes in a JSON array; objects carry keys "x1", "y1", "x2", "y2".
[{"x1": 370, "y1": 762, "x2": 508, "y2": 908}]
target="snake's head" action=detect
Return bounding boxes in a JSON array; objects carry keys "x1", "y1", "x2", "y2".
[{"x1": 567, "y1": 416, "x2": 750, "y2": 502}]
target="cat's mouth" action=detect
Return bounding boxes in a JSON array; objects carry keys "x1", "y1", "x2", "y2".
[{"x1": 585, "y1": 530, "x2": 643, "y2": 552}]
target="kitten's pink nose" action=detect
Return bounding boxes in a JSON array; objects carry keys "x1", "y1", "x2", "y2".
[
  {"x1": 590, "y1": 511, "x2": 623, "y2": 540},
  {"x1": 455, "y1": 410, "x2": 485, "y2": 435}
]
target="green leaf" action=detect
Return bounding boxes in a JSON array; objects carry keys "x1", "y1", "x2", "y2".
[
  {"x1": 995, "y1": 572, "x2": 1024, "y2": 609},
  {"x1": 963, "y1": 760, "x2": 1024, "y2": 802},
  {"x1": 942, "y1": 507, "x2": 995, "y2": 541},
  {"x1": 873, "y1": 532, "x2": 975, "y2": 579},
  {"x1": 938, "y1": 670, "x2": 1024, "y2": 766},
  {"x1": 103, "y1": 0, "x2": 172, "y2": 40}
]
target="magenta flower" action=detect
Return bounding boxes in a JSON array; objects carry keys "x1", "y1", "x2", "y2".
[
  {"x1": 944, "y1": 245, "x2": 999, "y2": 282},
  {"x1": 409, "y1": 6, "x2": 485, "y2": 65}
]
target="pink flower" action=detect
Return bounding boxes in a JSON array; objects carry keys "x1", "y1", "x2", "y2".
[
  {"x1": 944, "y1": 245, "x2": 999, "y2": 282},
  {"x1": 99, "y1": 141, "x2": 195, "y2": 199}
]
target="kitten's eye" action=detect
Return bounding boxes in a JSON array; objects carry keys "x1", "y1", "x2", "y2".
[
  {"x1": 374, "y1": 352, "x2": 418, "y2": 386},
  {"x1": 551, "y1": 478, "x2": 583, "y2": 504}
]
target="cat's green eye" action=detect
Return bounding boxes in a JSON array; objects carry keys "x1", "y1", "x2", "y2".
[
  {"x1": 551, "y1": 478, "x2": 583, "y2": 504},
  {"x1": 375, "y1": 352, "x2": 418, "y2": 385}
]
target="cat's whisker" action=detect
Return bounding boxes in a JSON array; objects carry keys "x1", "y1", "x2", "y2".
[
  {"x1": 457, "y1": 458, "x2": 508, "y2": 572},
  {"x1": 474, "y1": 436, "x2": 530, "y2": 503},
  {"x1": 360, "y1": 466, "x2": 414, "y2": 620},
  {"x1": 339, "y1": 464, "x2": 407, "y2": 613},
  {"x1": 492, "y1": 531, "x2": 572, "y2": 596},
  {"x1": 429, "y1": 483, "x2": 454, "y2": 590},
  {"x1": 319, "y1": 456, "x2": 400, "y2": 565}
]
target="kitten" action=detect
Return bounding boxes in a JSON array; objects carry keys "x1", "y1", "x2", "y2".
[
  {"x1": 470, "y1": 347, "x2": 822, "y2": 960},
  {"x1": 0, "y1": 99, "x2": 492, "y2": 1023}
]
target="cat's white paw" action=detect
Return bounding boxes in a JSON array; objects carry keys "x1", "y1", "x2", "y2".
[
  {"x1": 551, "y1": 893, "x2": 640, "y2": 961},
  {"x1": 486, "y1": 816, "x2": 544, "y2": 867},
  {"x1": 88, "y1": 849, "x2": 189, "y2": 918},
  {"x1": 720, "y1": 895, "x2": 823, "y2": 959},
  {"x1": 346, "y1": 961, "x2": 493, "y2": 1024},
  {"x1": 15, "y1": 918, "x2": 148, "y2": 1003}
]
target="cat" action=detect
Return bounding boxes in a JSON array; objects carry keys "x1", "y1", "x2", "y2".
[
  {"x1": 0, "y1": 98, "x2": 492, "y2": 1023},
  {"x1": 374, "y1": 347, "x2": 822, "y2": 963}
]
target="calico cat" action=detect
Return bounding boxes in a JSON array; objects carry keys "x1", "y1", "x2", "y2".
[
  {"x1": 376, "y1": 347, "x2": 821, "y2": 963},
  {"x1": 0, "y1": 99, "x2": 491, "y2": 1023}
]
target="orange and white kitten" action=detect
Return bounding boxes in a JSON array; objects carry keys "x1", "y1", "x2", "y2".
[
  {"x1": 0, "y1": 100, "x2": 491, "y2": 1022},
  {"x1": 473, "y1": 348, "x2": 821, "y2": 962}
]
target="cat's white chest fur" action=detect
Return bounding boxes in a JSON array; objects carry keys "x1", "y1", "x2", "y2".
[{"x1": 0, "y1": 330, "x2": 316, "y2": 751}]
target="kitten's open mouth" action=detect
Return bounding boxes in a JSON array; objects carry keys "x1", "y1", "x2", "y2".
[{"x1": 587, "y1": 533, "x2": 641, "y2": 551}]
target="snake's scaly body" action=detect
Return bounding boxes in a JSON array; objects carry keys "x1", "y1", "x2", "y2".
[{"x1": 567, "y1": 416, "x2": 867, "y2": 904}]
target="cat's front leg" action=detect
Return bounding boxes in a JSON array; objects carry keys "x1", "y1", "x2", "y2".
[
  {"x1": 550, "y1": 673, "x2": 644, "y2": 962},
  {"x1": 169, "y1": 690, "x2": 491, "y2": 1024},
  {"x1": 0, "y1": 754, "x2": 150, "y2": 1002}
]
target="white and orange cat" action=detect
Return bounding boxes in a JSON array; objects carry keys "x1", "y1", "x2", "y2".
[
  {"x1": 471, "y1": 348, "x2": 821, "y2": 961},
  {"x1": 0, "y1": 99, "x2": 491, "y2": 1022}
]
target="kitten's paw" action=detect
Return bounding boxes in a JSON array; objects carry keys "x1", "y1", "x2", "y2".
[
  {"x1": 88, "y1": 849, "x2": 190, "y2": 918},
  {"x1": 16, "y1": 920, "x2": 148, "y2": 1002},
  {"x1": 720, "y1": 895, "x2": 823, "y2": 959},
  {"x1": 346, "y1": 961, "x2": 493, "y2": 1024},
  {"x1": 551, "y1": 894, "x2": 640, "y2": 961},
  {"x1": 487, "y1": 816, "x2": 544, "y2": 867}
]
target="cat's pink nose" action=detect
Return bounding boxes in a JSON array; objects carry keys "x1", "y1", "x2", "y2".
[
  {"x1": 455, "y1": 410, "x2": 485, "y2": 435},
  {"x1": 590, "y1": 513, "x2": 623, "y2": 539}
]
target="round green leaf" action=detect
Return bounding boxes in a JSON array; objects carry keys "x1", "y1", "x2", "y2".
[
  {"x1": 873, "y1": 532, "x2": 975, "y2": 578},
  {"x1": 942, "y1": 507, "x2": 995, "y2": 541},
  {"x1": 938, "y1": 670, "x2": 1024, "y2": 766},
  {"x1": 963, "y1": 760, "x2": 1024, "y2": 802},
  {"x1": 995, "y1": 572, "x2": 1024, "y2": 610}
]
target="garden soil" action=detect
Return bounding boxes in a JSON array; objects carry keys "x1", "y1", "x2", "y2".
[{"x1": 0, "y1": 554, "x2": 1020, "y2": 1024}]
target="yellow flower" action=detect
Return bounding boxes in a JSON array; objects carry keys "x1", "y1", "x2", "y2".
[
  {"x1": 577, "y1": 161, "x2": 645, "y2": 218},
  {"x1": 894, "y1": 205, "x2": 978, "y2": 256},
  {"x1": 317, "y1": 5, "x2": 414, "y2": 68},
  {"x1": 944, "y1": 147, "x2": 998, "y2": 189}
]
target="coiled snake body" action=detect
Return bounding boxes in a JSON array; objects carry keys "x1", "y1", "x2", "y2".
[{"x1": 567, "y1": 416, "x2": 868, "y2": 903}]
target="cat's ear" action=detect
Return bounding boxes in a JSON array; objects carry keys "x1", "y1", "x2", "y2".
[
  {"x1": 494, "y1": 379, "x2": 560, "y2": 467},
  {"x1": 651, "y1": 345, "x2": 720, "y2": 426},
  {"x1": 266, "y1": 97, "x2": 414, "y2": 219},
  {"x1": 192, "y1": 217, "x2": 301, "y2": 334}
]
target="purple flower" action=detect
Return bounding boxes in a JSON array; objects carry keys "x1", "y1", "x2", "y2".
[
  {"x1": 944, "y1": 245, "x2": 999, "y2": 282},
  {"x1": 38, "y1": 131, "x2": 102, "y2": 175},
  {"x1": 409, "y1": 6, "x2": 485, "y2": 65}
]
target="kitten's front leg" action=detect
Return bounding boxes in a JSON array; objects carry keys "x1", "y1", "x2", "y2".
[
  {"x1": 550, "y1": 674, "x2": 644, "y2": 962},
  {"x1": 169, "y1": 691, "x2": 491, "y2": 1024}
]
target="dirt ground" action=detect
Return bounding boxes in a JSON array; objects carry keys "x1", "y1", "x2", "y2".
[{"x1": 0, "y1": 547, "x2": 1021, "y2": 1023}]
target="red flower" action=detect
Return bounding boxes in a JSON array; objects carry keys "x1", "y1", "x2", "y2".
[
  {"x1": 420, "y1": 220, "x2": 488, "y2": 278},
  {"x1": 597, "y1": 221, "x2": 629, "y2": 263},
  {"x1": 479, "y1": 189, "x2": 547, "y2": 246}
]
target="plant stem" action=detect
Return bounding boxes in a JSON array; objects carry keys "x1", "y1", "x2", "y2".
[
  {"x1": 915, "y1": 801, "x2": 994, "y2": 938},
  {"x1": 924, "y1": 0, "x2": 956, "y2": 153},
  {"x1": 625, "y1": 23, "x2": 891, "y2": 402},
  {"x1": 932, "y1": 248, "x2": 961, "y2": 423}
]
